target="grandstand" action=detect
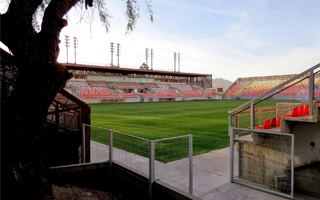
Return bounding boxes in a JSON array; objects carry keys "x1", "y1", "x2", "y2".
[
  {"x1": 224, "y1": 74, "x2": 320, "y2": 99},
  {"x1": 64, "y1": 63, "x2": 216, "y2": 103}
]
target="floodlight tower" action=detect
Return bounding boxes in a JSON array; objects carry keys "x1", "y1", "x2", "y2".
[
  {"x1": 150, "y1": 49, "x2": 154, "y2": 70},
  {"x1": 73, "y1": 36, "x2": 78, "y2": 64},
  {"x1": 178, "y1": 52, "x2": 181, "y2": 72},
  {"x1": 116, "y1": 43, "x2": 120, "y2": 67},
  {"x1": 65, "y1": 35, "x2": 70, "y2": 63},
  {"x1": 110, "y1": 42, "x2": 114, "y2": 67},
  {"x1": 174, "y1": 52, "x2": 177, "y2": 72},
  {"x1": 145, "y1": 48, "x2": 149, "y2": 67}
]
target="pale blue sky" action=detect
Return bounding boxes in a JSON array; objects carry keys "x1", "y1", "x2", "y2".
[{"x1": 1, "y1": 0, "x2": 319, "y2": 81}]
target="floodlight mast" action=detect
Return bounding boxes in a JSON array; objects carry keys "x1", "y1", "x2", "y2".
[
  {"x1": 110, "y1": 42, "x2": 114, "y2": 67},
  {"x1": 73, "y1": 36, "x2": 78, "y2": 64},
  {"x1": 178, "y1": 52, "x2": 181, "y2": 72},
  {"x1": 151, "y1": 49, "x2": 154, "y2": 70},
  {"x1": 65, "y1": 35, "x2": 70, "y2": 63},
  {"x1": 145, "y1": 48, "x2": 149, "y2": 68},
  {"x1": 116, "y1": 43, "x2": 120, "y2": 67},
  {"x1": 174, "y1": 52, "x2": 177, "y2": 72}
]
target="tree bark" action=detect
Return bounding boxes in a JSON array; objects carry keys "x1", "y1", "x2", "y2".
[{"x1": 1, "y1": 0, "x2": 85, "y2": 199}]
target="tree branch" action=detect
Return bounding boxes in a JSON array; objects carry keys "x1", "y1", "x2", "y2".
[
  {"x1": 0, "y1": 0, "x2": 43, "y2": 56},
  {"x1": 40, "y1": 0, "x2": 80, "y2": 63}
]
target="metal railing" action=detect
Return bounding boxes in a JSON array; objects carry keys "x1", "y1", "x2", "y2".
[
  {"x1": 229, "y1": 63, "x2": 320, "y2": 129},
  {"x1": 230, "y1": 128, "x2": 294, "y2": 199},
  {"x1": 154, "y1": 135, "x2": 193, "y2": 194},
  {"x1": 83, "y1": 124, "x2": 193, "y2": 197},
  {"x1": 228, "y1": 63, "x2": 320, "y2": 198}
]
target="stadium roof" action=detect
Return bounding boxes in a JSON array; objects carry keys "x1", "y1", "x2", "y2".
[{"x1": 63, "y1": 63, "x2": 211, "y2": 77}]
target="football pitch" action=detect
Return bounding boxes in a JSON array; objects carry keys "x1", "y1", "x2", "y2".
[{"x1": 90, "y1": 100, "x2": 246, "y2": 157}]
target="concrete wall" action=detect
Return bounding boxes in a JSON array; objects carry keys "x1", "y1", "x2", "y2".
[
  {"x1": 239, "y1": 106, "x2": 320, "y2": 198},
  {"x1": 295, "y1": 162, "x2": 320, "y2": 197},
  {"x1": 238, "y1": 142, "x2": 291, "y2": 193},
  {"x1": 291, "y1": 121, "x2": 320, "y2": 167}
]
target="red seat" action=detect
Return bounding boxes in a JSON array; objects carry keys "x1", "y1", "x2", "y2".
[
  {"x1": 256, "y1": 118, "x2": 271, "y2": 129},
  {"x1": 276, "y1": 116, "x2": 282, "y2": 127},
  {"x1": 303, "y1": 104, "x2": 310, "y2": 115},
  {"x1": 292, "y1": 106, "x2": 299, "y2": 117},
  {"x1": 298, "y1": 105, "x2": 304, "y2": 116},
  {"x1": 284, "y1": 107, "x2": 299, "y2": 117},
  {"x1": 271, "y1": 117, "x2": 276, "y2": 127}
]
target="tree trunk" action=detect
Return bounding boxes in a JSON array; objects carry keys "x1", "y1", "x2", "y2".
[
  {"x1": 1, "y1": 55, "x2": 72, "y2": 200},
  {"x1": 1, "y1": 0, "x2": 80, "y2": 199}
]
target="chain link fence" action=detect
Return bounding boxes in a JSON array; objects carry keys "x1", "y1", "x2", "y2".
[
  {"x1": 154, "y1": 135, "x2": 193, "y2": 193},
  {"x1": 230, "y1": 128, "x2": 294, "y2": 199},
  {"x1": 83, "y1": 124, "x2": 193, "y2": 195}
]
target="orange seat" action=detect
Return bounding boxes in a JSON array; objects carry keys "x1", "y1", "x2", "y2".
[
  {"x1": 303, "y1": 104, "x2": 310, "y2": 115},
  {"x1": 298, "y1": 105, "x2": 304, "y2": 116},
  {"x1": 256, "y1": 118, "x2": 271, "y2": 129},
  {"x1": 292, "y1": 107, "x2": 300, "y2": 117},
  {"x1": 284, "y1": 107, "x2": 299, "y2": 117},
  {"x1": 271, "y1": 117, "x2": 276, "y2": 127},
  {"x1": 276, "y1": 116, "x2": 282, "y2": 127}
]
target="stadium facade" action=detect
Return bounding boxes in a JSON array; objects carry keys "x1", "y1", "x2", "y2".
[{"x1": 64, "y1": 63, "x2": 217, "y2": 104}]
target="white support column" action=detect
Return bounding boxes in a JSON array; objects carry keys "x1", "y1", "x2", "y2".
[
  {"x1": 309, "y1": 71, "x2": 315, "y2": 115},
  {"x1": 250, "y1": 102, "x2": 255, "y2": 130},
  {"x1": 188, "y1": 135, "x2": 193, "y2": 194},
  {"x1": 229, "y1": 127, "x2": 234, "y2": 183},
  {"x1": 149, "y1": 140, "x2": 155, "y2": 200}
]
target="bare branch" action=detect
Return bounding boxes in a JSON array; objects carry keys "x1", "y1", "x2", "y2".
[
  {"x1": 125, "y1": 0, "x2": 139, "y2": 32},
  {"x1": 145, "y1": 0, "x2": 153, "y2": 22},
  {"x1": 94, "y1": 0, "x2": 111, "y2": 31}
]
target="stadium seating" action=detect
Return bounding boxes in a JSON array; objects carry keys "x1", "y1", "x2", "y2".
[
  {"x1": 151, "y1": 84, "x2": 181, "y2": 98},
  {"x1": 256, "y1": 118, "x2": 271, "y2": 129},
  {"x1": 67, "y1": 78, "x2": 215, "y2": 102},
  {"x1": 303, "y1": 104, "x2": 310, "y2": 115},
  {"x1": 224, "y1": 75, "x2": 318, "y2": 99},
  {"x1": 255, "y1": 104, "x2": 311, "y2": 129},
  {"x1": 72, "y1": 81, "x2": 118, "y2": 99}
]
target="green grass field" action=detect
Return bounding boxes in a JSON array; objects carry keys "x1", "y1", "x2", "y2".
[{"x1": 90, "y1": 100, "x2": 246, "y2": 158}]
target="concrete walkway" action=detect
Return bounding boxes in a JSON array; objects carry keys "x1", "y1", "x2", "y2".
[{"x1": 90, "y1": 141, "x2": 317, "y2": 200}]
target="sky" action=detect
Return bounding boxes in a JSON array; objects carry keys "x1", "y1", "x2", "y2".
[{"x1": 1, "y1": 0, "x2": 320, "y2": 81}]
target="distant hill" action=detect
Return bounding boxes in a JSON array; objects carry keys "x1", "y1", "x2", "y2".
[{"x1": 212, "y1": 78, "x2": 233, "y2": 91}]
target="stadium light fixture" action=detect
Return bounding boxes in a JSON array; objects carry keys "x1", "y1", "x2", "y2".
[
  {"x1": 73, "y1": 36, "x2": 78, "y2": 64},
  {"x1": 145, "y1": 48, "x2": 149, "y2": 69},
  {"x1": 174, "y1": 52, "x2": 177, "y2": 72},
  {"x1": 116, "y1": 43, "x2": 120, "y2": 67},
  {"x1": 178, "y1": 52, "x2": 181, "y2": 72},
  {"x1": 151, "y1": 49, "x2": 154, "y2": 70},
  {"x1": 110, "y1": 42, "x2": 114, "y2": 67},
  {"x1": 65, "y1": 35, "x2": 70, "y2": 63}
]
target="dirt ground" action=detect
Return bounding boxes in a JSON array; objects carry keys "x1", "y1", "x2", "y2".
[{"x1": 52, "y1": 184, "x2": 118, "y2": 200}]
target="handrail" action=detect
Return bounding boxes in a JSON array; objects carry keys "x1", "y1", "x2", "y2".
[
  {"x1": 228, "y1": 63, "x2": 320, "y2": 116},
  {"x1": 86, "y1": 124, "x2": 150, "y2": 142}
]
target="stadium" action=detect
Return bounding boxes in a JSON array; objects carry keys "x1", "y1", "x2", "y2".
[
  {"x1": 64, "y1": 63, "x2": 215, "y2": 104},
  {"x1": 2, "y1": 1, "x2": 320, "y2": 200},
  {"x1": 50, "y1": 59, "x2": 319, "y2": 199},
  {"x1": 2, "y1": 43, "x2": 320, "y2": 199}
]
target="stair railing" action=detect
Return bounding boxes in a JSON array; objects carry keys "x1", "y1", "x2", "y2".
[{"x1": 228, "y1": 63, "x2": 320, "y2": 131}]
